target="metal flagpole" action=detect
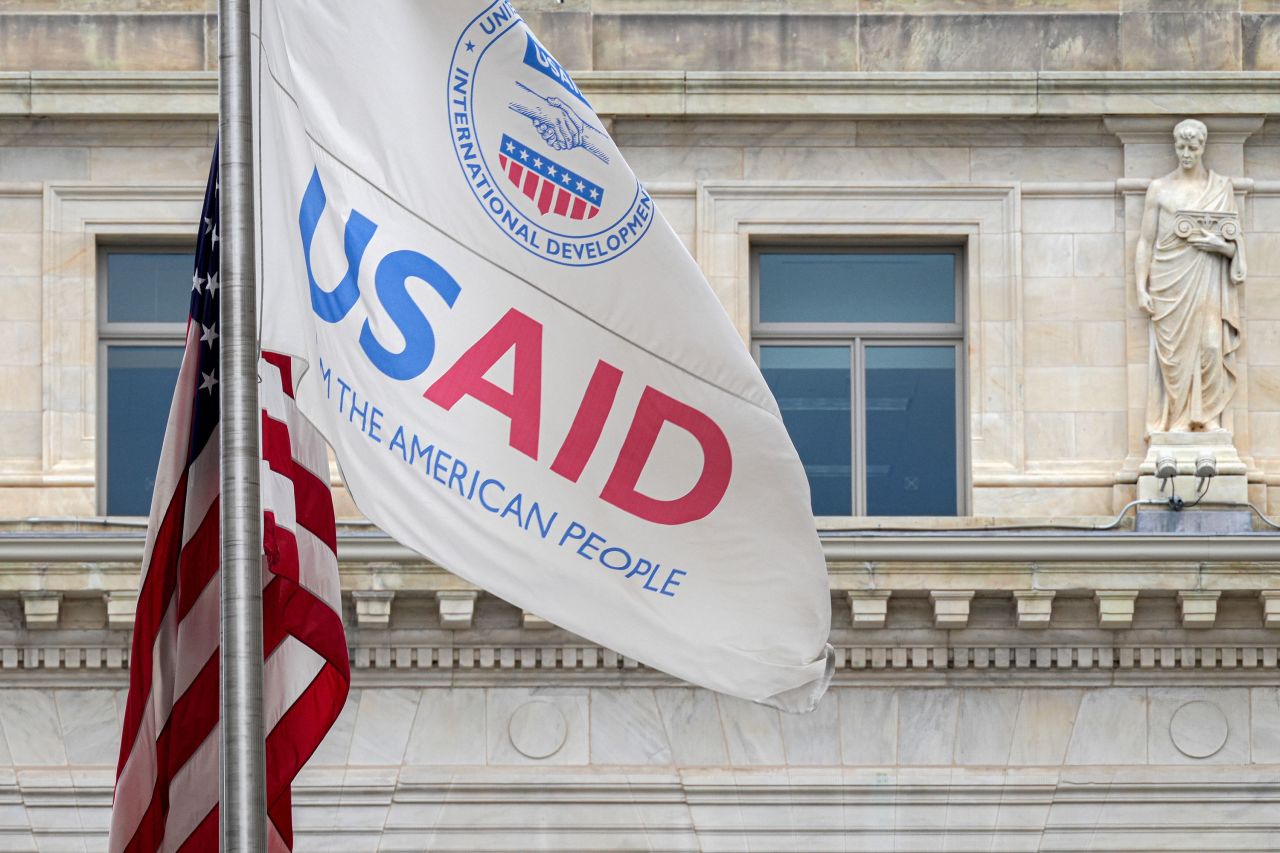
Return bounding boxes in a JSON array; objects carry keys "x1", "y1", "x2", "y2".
[{"x1": 218, "y1": 0, "x2": 267, "y2": 850}]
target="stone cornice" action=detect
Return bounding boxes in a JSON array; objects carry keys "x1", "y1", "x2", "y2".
[
  {"x1": 3, "y1": 528, "x2": 1280, "y2": 568},
  {"x1": 2, "y1": 71, "x2": 1279, "y2": 119}
]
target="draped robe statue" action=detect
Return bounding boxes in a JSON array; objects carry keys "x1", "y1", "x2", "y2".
[{"x1": 1136, "y1": 120, "x2": 1247, "y2": 436}]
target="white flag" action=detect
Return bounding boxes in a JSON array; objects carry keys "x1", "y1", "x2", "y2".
[{"x1": 255, "y1": 0, "x2": 832, "y2": 710}]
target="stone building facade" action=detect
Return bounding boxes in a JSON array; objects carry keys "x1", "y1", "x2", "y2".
[{"x1": 3, "y1": 2, "x2": 1280, "y2": 850}]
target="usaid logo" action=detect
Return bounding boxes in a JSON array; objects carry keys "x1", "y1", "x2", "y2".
[{"x1": 447, "y1": 1, "x2": 653, "y2": 267}]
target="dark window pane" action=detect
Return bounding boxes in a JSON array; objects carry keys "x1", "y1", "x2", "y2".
[
  {"x1": 106, "y1": 346, "x2": 183, "y2": 516},
  {"x1": 106, "y1": 251, "x2": 191, "y2": 324},
  {"x1": 759, "y1": 252, "x2": 955, "y2": 324},
  {"x1": 760, "y1": 346, "x2": 852, "y2": 516},
  {"x1": 865, "y1": 346, "x2": 957, "y2": 516}
]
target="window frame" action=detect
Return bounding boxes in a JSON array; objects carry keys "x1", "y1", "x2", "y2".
[
  {"x1": 95, "y1": 240, "x2": 192, "y2": 517},
  {"x1": 750, "y1": 242, "x2": 970, "y2": 517}
]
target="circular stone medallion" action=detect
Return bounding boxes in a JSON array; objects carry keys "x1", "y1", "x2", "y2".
[
  {"x1": 1169, "y1": 700, "x2": 1229, "y2": 759},
  {"x1": 508, "y1": 700, "x2": 568, "y2": 759}
]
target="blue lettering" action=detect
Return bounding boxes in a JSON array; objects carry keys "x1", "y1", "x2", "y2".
[
  {"x1": 298, "y1": 168, "x2": 376, "y2": 323},
  {"x1": 479, "y1": 478, "x2": 505, "y2": 512},
  {"x1": 659, "y1": 568, "x2": 686, "y2": 598},
  {"x1": 576, "y1": 531, "x2": 605, "y2": 560},
  {"x1": 359, "y1": 250, "x2": 461, "y2": 381}
]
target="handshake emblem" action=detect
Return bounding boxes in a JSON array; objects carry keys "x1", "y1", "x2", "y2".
[{"x1": 509, "y1": 82, "x2": 611, "y2": 165}]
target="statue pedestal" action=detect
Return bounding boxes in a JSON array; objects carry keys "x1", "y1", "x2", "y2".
[{"x1": 1137, "y1": 431, "x2": 1248, "y2": 504}]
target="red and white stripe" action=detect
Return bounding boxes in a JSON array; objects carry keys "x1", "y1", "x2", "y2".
[{"x1": 108, "y1": 350, "x2": 348, "y2": 853}]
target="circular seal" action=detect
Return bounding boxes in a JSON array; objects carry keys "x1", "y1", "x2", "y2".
[{"x1": 447, "y1": 2, "x2": 653, "y2": 267}]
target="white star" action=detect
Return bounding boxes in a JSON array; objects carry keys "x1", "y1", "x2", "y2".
[
  {"x1": 203, "y1": 216, "x2": 212, "y2": 232},
  {"x1": 206, "y1": 271, "x2": 220, "y2": 296},
  {"x1": 199, "y1": 370, "x2": 218, "y2": 393},
  {"x1": 589, "y1": 188, "x2": 599, "y2": 200},
  {"x1": 505, "y1": 140, "x2": 515, "y2": 153},
  {"x1": 546, "y1": 164, "x2": 556, "y2": 176},
  {"x1": 533, "y1": 157, "x2": 543, "y2": 169},
  {"x1": 560, "y1": 171, "x2": 572, "y2": 184},
  {"x1": 200, "y1": 323, "x2": 219, "y2": 347},
  {"x1": 210, "y1": 226, "x2": 219, "y2": 247},
  {"x1": 519, "y1": 149, "x2": 529, "y2": 161},
  {"x1": 192, "y1": 273, "x2": 204, "y2": 293},
  {"x1": 576, "y1": 180, "x2": 585, "y2": 191}
]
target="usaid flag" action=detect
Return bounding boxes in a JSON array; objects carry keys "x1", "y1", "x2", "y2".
[{"x1": 255, "y1": 0, "x2": 833, "y2": 710}]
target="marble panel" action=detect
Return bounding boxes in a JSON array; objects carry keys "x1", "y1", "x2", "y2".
[
  {"x1": 778, "y1": 692, "x2": 839, "y2": 766},
  {"x1": 0, "y1": 147, "x2": 89, "y2": 182},
  {"x1": 864, "y1": 0, "x2": 1118, "y2": 8},
  {"x1": 485, "y1": 688, "x2": 589, "y2": 766},
  {"x1": 1075, "y1": 411, "x2": 1128, "y2": 459},
  {"x1": 347, "y1": 687, "x2": 418, "y2": 767},
  {"x1": 592, "y1": 14, "x2": 858, "y2": 72},
  {"x1": 1007, "y1": 689, "x2": 1082, "y2": 766},
  {"x1": 621, "y1": 146, "x2": 742, "y2": 183},
  {"x1": 0, "y1": 366, "x2": 40, "y2": 412},
  {"x1": 1248, "y1": 233, "x2": 1280, "y2": 277},
  {"x1": 1046, "y1": 15, "x2": 1124, "y2": 71},
  {"x1": 1245, "y1": 144, "x2": 1280, "y2": 178},
  {"x1": 1243, "y1": 14, "x2": 1280, "y2": 71},
  {"x1": 742, "y1": 145, "x2": 971, "y2": 182},
  {"x1": 0, "y1": 412, "x2": 40, "y2": 458},
  {"x1": 53, "y1": 690, "x2": 117, "y2": 767},
  {"x1": 1064, "y1": 688, "x2": 1147, "y2": 765},
  {"x1": 1246, "y1": 320, "x2": 1280, "y2": 365},
  {"x1": 1247, "y1": 366, "x2": 1280, "y2": 410},
  {"x1": 1024, "y1": 366, "x2": 1126, "y2": 413},
  {"x1": 972, "y1": 146, "x2": 1120, "y2": 183},
  {"x1": 1022, "y1": 236, "x2": 1074, "y2": 278},
  {"x1": 1073, "y1": 233, "x2": 1125, "y2": 278},
  {"x1": 1022, "y1": 196, "x2": 1118, "y2": 235},
  {"x1": 897, "y1": 690, "x2": 960, "y2": 766},
  {"x1": 1024, "y1": 322, "x2": 1077, "y2": 367},
  {"x1": 87, "y1": 146, "x2": 210, "y2": 182},
  {"x1": 0, "y1": 197, "x2": 40, "y2": 235},
  {"x1": 1079, "y1": 320, "x2": 1127, "y2": 367},
  {"x1": 972, "y1": 485, "x2": 1115, "y2": 517},
  {"x1": 589, "y1": 689, "x2": 672, "y2": 766},
  {"x1": 0, "y1": 278, "x2": 39, "y2": 324},
  {"x1": 954, "y1": 689, "x2": 1021, "y2": 766},
  {"x1": 404, "y1": 688, "x2": 486, "y2": 767},
  {"x1": 1120, "y1": 12, "x2": 1242, "y2": 71},
  {"x1": 716, "y1": 695, "x2": 785, "y2": 766},
  {"x1": 1026, "y1": 412, "x2": 1075, "y2": 461},
  {"x1": 0, "y1": 13, "x2": 210, "y2": 72},
  {"x1": 1147, "y1": 688, "x2": 1250, "y2": 765},
  {"x1": 0, "y1": 689, "x2": 66, "y2": 766},
  {"x1": 860, "y1": 14, "x2": 1114, "y2": 72},
  {"x1": 1249, "y1": 687, "x2": 1280, "y2": 764},
  {"x1": 0, "y1": 235, "x2": 41, "y2": 279}
]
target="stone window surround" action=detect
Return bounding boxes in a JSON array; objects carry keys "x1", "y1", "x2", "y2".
[
  {"x1": 40, "y1": 183, "x2": 203, "y2": 495},
  {"x1": 696, "y1": 182, "x2": 1019, "y2": 508}
]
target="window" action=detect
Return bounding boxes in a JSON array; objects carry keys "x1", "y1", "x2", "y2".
[
  {"x1": 753, "y1": 247, "x2": 966, "y2": 517},
  {"x1": 98, "y1": 246, "x2": 191, "y2": 516}
]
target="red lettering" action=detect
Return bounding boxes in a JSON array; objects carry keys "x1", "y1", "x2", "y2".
[
  {"x1": 600, "y1": 387, "x2": 732, "y2": 525},
  {"x1": 424, "y1": 308, "x2": 543, "y2": 459},
  {"x1": 550, "y1": 359, "x2": 623, "y2": 483}
]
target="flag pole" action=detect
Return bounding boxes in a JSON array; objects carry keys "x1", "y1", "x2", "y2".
[{"x1": 218, "y1": 0, "x2": 267, "y2": 850}]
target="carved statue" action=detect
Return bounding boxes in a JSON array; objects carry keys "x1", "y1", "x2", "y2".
[{"x1": 1136, "y1": 118, "x2": 1247, "y2": 436}]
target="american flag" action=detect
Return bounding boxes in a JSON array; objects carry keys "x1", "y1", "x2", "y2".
[
  {"x1": 108, "y1": 143, "x2": 350, "y2": 852},
  {"x1": 498, "y1": 133, "x2": 603, "y2": 220}
]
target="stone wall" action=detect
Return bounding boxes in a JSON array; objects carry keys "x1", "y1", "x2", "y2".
[{"x1": 3, "y1": 2, "x2": 1280, "y2": 74}]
